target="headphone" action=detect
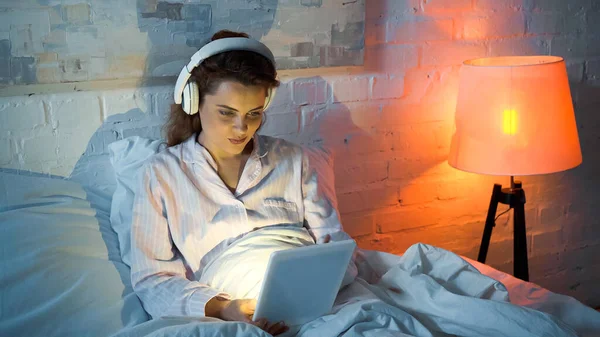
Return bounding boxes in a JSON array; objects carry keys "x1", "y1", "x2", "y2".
[{"x1": 173, "y1": 37, "x2": 277, "y2": 115}]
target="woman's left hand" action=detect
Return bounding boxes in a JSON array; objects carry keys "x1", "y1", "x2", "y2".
[{"x1": 322, "y1": 234, "x2": 360, "y2": 262}]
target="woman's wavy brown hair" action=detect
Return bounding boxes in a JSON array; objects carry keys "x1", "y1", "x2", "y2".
[{"x1": 164, "y1": 30, "x2": 279, "y2": 147}]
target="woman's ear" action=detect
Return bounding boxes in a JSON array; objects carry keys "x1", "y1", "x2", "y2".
[
  {"x1": 264, "y1": 86, "x2": 276, "y2": 111},
  {"x1": 196, "y1": 99, "x2": 205, "y2": 117}
]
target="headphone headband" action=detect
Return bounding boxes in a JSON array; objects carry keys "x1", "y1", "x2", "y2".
[{"x1": 174, "y1": 37, "x2": 276, "y2": 105}]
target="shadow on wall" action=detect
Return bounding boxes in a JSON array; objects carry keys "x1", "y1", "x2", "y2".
[
  {"x1": 70, "y1": 109, "x2": 153, "y2": 193},
  {"x1": 521, "y1": 76, "x2": 600, "y2": 219},
  {"x1": 557, "y1": 79, "x2": 600, "y2": 234},
  {"x1": 514, "y1": 79, "x2": 600, "y2": 306},
  {"x1": 261, "y1": 74, "x2": 450, "y2": 240}
]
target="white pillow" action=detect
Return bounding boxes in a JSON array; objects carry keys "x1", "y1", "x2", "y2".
[
  {"x1": 0, "y1": 170, "x2": 149, "y2": 337},
  {"x1": 108, "y1": 137, "x2": 166, "y2": 266}
]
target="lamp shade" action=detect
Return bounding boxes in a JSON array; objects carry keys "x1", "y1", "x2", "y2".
[{"x1": 448, "y1": 56, "x2": 582, "y2": 176}]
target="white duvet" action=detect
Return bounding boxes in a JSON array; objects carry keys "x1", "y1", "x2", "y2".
[
  {"x1": 198, "y1": 225, "x2": 316, "y2": 300},
  {"x1": 112, "y1": 227, "x2": 600, "y2": 337}
]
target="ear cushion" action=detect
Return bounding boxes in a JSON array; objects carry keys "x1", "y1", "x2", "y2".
[
  {"x1": 182, "y1": 83, "x2": 191, "y2": 114},
  {"x1": 182, "y1": 81, "x2": 200, "y2": 115},
  {"x1": 189, "y1": 81, "x2": 199, "y2": 115}
]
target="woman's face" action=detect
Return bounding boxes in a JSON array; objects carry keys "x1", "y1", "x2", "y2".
[{"x1": 198, "y1": 81, "x2": 267, "y2": 158}]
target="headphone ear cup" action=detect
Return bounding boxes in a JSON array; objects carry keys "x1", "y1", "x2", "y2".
[
  {"x1": 182, "y1": 83, "x2": 191, "y2": 114},
  {"x1": 188, "y1": 81, "x2": 199, "y2": 115},
  {"x1": 182, "y1": 82, "x2": 199, "y2": 115}
]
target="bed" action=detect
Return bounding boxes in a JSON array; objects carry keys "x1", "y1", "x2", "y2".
[{"x1": 1, "y1": 136, "x2": 599, "y2": 337}]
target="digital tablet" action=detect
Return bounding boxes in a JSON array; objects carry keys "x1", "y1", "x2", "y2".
[{"x1": 252, "y1": 239, "x2": 356, "y2": 326}]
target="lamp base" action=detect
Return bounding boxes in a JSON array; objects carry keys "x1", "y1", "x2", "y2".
[{"x1": 477, "y1": 181, "x2": 529, "y2": 282}]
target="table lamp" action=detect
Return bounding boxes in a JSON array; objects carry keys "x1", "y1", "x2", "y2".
[{"x1": 448, "y1": 56, "x2": 582, "y2": 281}]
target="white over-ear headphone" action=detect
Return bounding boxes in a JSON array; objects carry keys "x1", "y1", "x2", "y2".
[{"x1": 173, "y1": 37, "x2": 277, "y2": 115}]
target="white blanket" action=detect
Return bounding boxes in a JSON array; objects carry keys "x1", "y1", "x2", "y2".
[
  {"x1": 199, "y1": 225, "x2": 316, "y2": 300},
  {"x1": 112, "y1": 228, "x2": 600, "y2": 337},
  {"x1": 295, "y1": 243, "x2": 580, "y2": 337}
]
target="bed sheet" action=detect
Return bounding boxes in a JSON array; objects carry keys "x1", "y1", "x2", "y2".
[{"x1": 0, "y1": 170, "x2": 149, "y2": 337}]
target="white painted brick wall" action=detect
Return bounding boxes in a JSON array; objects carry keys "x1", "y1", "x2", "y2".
[
  {"x1": 488, "y1": 36, "x2": 550, "y2": 57},
  {"x1": 422, "y1": 0, "x2": 472, "y2": 13},
  {"x1": 551, "y1": 35, "x2": 587, "y2": 58},
  {"x1": 364, "y1": 44, "x2": 419, "y2": 73},
  {"x1": 22, "y1": 134, "x2": 58, "y2": 163},
  {"x1": 0, "y1": 100, "x2": 45, "y2": 130},
  {"x1": 474, "y1": 0, "x2": 526, "y2": 11},
  {"x1": 386, "y1": 17, "x2": 454, "y2": 43},
  {"x1": 51, "y1": 95, "x2": 102, "y2": 130},
  {"x1": 457, "y1": 12, "x2": 526, "y2": 40},
  {"x1": 370, "y1": 74, "x2": 405, "y2": 100},
  {"x1": 421, "y1": 42, "x2": 488, "y2": 66},
  {"x1": 0, "y1": 138, "x2": 11, "y2": 165},
  {"x1": 1, "y1": 0, "x2": 599, "y2": 308},
  {"x1": 331, "y1": 77, "x2": 370, "y2": 102},
  {"x1": 366, "y1": 0, "x2": 420, "y2": 20},
  {"x1": 528, "y1": 12, "x2": 565, "y2": 35},
  {"x1": 340, "y1": 213, "x2": 374, "y2": 238},
  {"x1": 102, "y1": 91, "x2": 153, "y2": 122},
  {"x1": 291, "y1": 79, "x2": 328, "y2": 106}
]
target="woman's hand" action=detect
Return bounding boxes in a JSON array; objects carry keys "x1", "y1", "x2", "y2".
[
  {"x1": 322, "y1": 234, "x2": 360, "y2": 262},
  {"x1": 206, "y1": 297, "x2": 289, "y2": 335}
]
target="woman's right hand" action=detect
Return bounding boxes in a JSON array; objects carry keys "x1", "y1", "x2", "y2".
[{"x1": 207, "y1": 297, "x2": 289, "y2": 336}]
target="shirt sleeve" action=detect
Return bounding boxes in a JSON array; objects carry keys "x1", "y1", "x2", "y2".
[
  {"x1": 130, "y1": 164, "x2": 230, "y2": 319},
  {"x1": 300, "y1": 146, "x2": 350, "y2": 243},
  {"x1": 300, "y1": 147, "x2": 358, "y2": 287}
]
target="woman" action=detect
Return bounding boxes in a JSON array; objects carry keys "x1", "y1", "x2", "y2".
[{"x1": 130, "y1": 30, "x2": 355, "y2": 336}]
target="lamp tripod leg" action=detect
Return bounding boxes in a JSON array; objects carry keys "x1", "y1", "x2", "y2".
[
  {"x1": 478, "y1": 184, "x2": 502, "y2": 264},
  {"x1": 513, "y1": 195, "x2": 529, "y2": 281}
]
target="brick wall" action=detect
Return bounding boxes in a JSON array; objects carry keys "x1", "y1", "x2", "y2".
[{"x1": 1, "y1": 0, "x2": 599, "y2": 307}]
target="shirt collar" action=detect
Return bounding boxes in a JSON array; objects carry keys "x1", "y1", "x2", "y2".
[{"x1": 181, "y1": 133, "x2": 268, "y2": 166}]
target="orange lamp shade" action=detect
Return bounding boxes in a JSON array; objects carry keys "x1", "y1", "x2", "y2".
[{"x1": 448, "y1": 56, "x2": 582, "y2": 176}]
